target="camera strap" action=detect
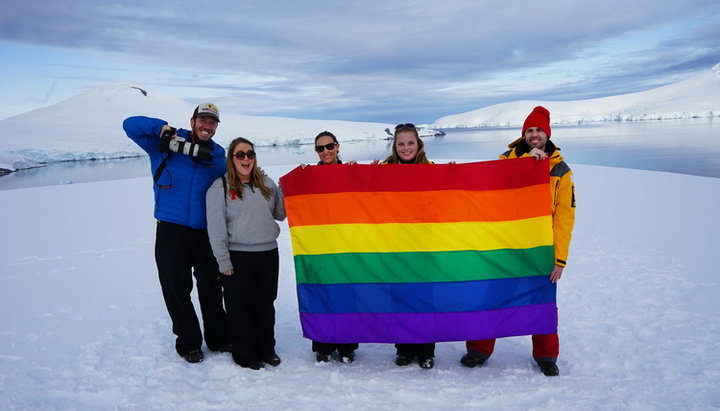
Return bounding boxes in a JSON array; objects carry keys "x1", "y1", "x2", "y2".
[
  {"x1": 153, "y1": 153, "x2": 172, "y2": 188},
  {"x1": 221, "y1": 175, "x2": 228, "y2": 206}
]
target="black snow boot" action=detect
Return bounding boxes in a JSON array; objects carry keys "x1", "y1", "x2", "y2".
[
  {"x1": 460, "y1": 353, "x2": 487, "y2": 368},
  {"x1": 182, "y1": 349, "x2": 204, "y2": 364},
  {"x1": 538, "y1": 361, "x2": 559, "y2": 376},
  {"x1": 418, "y1": 356, "x2": 435, "y2": 369}
]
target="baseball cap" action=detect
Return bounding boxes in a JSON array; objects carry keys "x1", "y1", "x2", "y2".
[{"x1": 193, "y1": 102, "x2": 220, "y2": 122}]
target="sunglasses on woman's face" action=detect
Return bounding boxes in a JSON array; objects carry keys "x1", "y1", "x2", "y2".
[
  {"x1": 315, "y1": 142, "x2": 337, "y2": 153},
  {"x1": 233, "y1": 150, "x2": 256, "y2": 159}
]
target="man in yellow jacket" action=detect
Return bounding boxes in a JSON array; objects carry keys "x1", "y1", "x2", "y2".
[{"x1": 461, "y1": 106, "x2": 576, "y2": 376}]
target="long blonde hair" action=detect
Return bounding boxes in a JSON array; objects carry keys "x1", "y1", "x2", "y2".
[
  {"x1": 226, "y1": 137, "x2": 271, "y2": 200},
  {"x1": 383, "y1": 124, "x2": 429, "y2": 164}
]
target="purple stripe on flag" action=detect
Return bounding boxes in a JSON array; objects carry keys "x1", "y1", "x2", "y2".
[{"x1": 299, "y1": 302, "x2": 558, "y2": 343}]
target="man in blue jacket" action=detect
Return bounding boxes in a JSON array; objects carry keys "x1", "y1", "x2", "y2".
[{"x1": 123, "y1": 103, "x2": 229, "y2": 363}]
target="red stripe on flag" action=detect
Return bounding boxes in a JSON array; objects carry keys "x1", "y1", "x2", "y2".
[{"x1": 280, "y1": 157, "x2": 549, "y2": 197}]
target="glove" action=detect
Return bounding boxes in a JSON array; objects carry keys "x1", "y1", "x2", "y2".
[
  {"x1": 158, "y1": 125, "x2": 177, "y2": 153},
  {"x1": 195, "y1": 143, "x2": 213, "y2": 162},
  {"x1": 160, "y1": 125, "x2": 176, "y2": 139}
]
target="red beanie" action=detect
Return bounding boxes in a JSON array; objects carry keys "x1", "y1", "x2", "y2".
[{"x1": 522, "y1": 106, "x2": 551, "y2": 138}]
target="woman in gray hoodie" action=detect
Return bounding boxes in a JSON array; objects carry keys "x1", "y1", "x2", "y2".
[{"x1": 206, "y1": 137, "x2": 286, "y2": 370}]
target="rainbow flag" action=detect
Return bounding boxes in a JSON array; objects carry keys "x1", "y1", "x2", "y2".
[{"x1": 280, "y1": 157, "x2": 556, "y2": 343}]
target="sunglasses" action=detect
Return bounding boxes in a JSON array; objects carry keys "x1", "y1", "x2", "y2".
[
  {"x1": 233, "y1": 150, "x2": 256, "y2": 159},
  {"x1": 315, "y1": 142, "x2": 337, "y2": 153},
  {"x1": 395, "y1": 123, "x2": 416, "y2": 130}
]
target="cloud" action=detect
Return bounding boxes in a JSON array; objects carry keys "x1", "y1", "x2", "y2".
[{"x1": 1, "y1": 0, "x2": 719, "y2": 122}]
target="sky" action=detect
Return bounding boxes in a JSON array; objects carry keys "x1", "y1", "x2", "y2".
[{"x1": 1, "y1": 0, "x2": 719, "y2": 124}]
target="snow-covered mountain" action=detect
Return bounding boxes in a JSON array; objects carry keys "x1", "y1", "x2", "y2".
[
  {"x1": 0, "y1": 83, "x2": 394, "y2": 167},
  {"x1": 432, "y1": 63, "x2": 720, "y2": 128},
  {"x1": 1, "y1": 62, "x2": 718, "y2": 172}
]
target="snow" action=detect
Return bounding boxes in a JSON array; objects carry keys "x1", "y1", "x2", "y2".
[
  {"x1": 0, "y1": 83, "x2": 397, "y2": 170},
  {"x1": 433, "y1": 63, "x2": 720, "y2": 128},
  {"x1": 1, "y1": 161, "x2": 719, "y2": 409},
  {"x1": 0, "y1": 152, "x2": 41, "y2": 174}
]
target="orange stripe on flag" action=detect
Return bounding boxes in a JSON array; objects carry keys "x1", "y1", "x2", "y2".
[{"x1": 285, "y1": 185, "x2": 551, "y2": 226}]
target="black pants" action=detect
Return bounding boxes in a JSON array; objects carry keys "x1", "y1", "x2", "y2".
[
  {"x1": 155, "y1": 221, "x2": 228, "y2": 356},
  {"x1": 395, "y1": 343, "x2": 436, "y2": 359},
  {"x1": 312, "y1": 341, "x2": 359, "y2": 356},
  {"x1": 223, "y1": 248, "x2": 279, "y2": 366}
]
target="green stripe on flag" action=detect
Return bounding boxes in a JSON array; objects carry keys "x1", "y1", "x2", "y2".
[{"x1": 294, "y1": 246, "x2": 554, "y2": 284}]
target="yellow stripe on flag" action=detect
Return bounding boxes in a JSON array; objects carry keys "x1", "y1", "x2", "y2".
[{"x1": 289, "y1": 216, "x2": 553, "y2": 255}]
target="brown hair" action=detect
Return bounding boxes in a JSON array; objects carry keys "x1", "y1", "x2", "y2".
[
  {"x1": 314, "y1": 130, "x2": 338, "y2": 144},
  {"x1": 383, "y1": 124, "x2": 429, "y2": 164},
  {"x1": 226, "y1": 137, "x2": 271, "y2": 200},
  {"x1": 314, "y1": 130, "x2": 342, "y2": 164}
]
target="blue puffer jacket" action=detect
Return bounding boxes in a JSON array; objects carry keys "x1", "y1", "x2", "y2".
[{"x1": 123, "y1": 116, "x2": 226, "y2": 229}]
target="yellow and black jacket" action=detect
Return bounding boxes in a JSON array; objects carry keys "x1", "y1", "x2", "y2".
[{"x1": 501, "y1": 138, "x2": 576, "y2": 267}]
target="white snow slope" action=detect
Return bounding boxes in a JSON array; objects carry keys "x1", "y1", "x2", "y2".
[
  {"x1": 433, "y1": 63, "x2": 720, "y2": 128},
  {"x1": 0, "y1": 83, "x2": 394, "y2": 167},
  {"x1": 1, "y1": 163, "x2": 718, "y2": 410}
]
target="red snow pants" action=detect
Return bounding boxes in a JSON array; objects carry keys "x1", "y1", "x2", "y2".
[{"x1": 466, "y1": 333, "x2": 559, "y2": 361}]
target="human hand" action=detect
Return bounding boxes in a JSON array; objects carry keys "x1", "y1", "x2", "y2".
[
  {"x1": 159, "y1": 124, "x2": 176, "y2": 139},
  {"x1": 529, "y1": 148, "x2": 547, "y2": 160},
  {"x1": 158, "y1": 125, "x2": 176, "y2": 153},
  {"x1": 447, "y1": 161, "x2": 456, "y2": 165},
  {"x1": 549, "y1": 265, "x2": 564, "y2": 283},
  {"x1": 347, "y1": 160, "x2": 358, "y2": 165},
  {"x1": 370, "y1": 159, "x2": 380, "y2": 165},
  {"x1": 300, "y1": 163, "x2": 309, "y2": 169},
  {"x1": 223, "y1": 269, "x2": 234, "y2": 276}
]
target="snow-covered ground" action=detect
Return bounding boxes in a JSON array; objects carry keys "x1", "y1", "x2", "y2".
[
  {"x1": 1, "y1": 162, "x2": 718, "y2": 410},
  {"x1": 433, "y1": 63, "x2": 720, "y2": 128}
]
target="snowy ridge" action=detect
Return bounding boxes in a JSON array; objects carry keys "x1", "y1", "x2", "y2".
[
  {"x1": 0, "y1": 83, "x2": 394, "y2": 169},
  {"x1": 0, "y1": 83, "x2": 192, "y2": 165},
  {"x1": 1, "y1": 63, "x2": 718, "y2": 171},
  {"x1": 432, "y1": 63, "x2": 720, "y2": 128}
]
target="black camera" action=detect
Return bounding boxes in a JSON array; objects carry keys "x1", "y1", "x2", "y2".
[{"x1": 159, "y1": 127, "x2": 212, "y2": 161}]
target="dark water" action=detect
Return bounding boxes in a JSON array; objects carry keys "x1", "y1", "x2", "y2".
[{"x1": 1, "y1": 119, "x2": 718, "y2": 190}]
